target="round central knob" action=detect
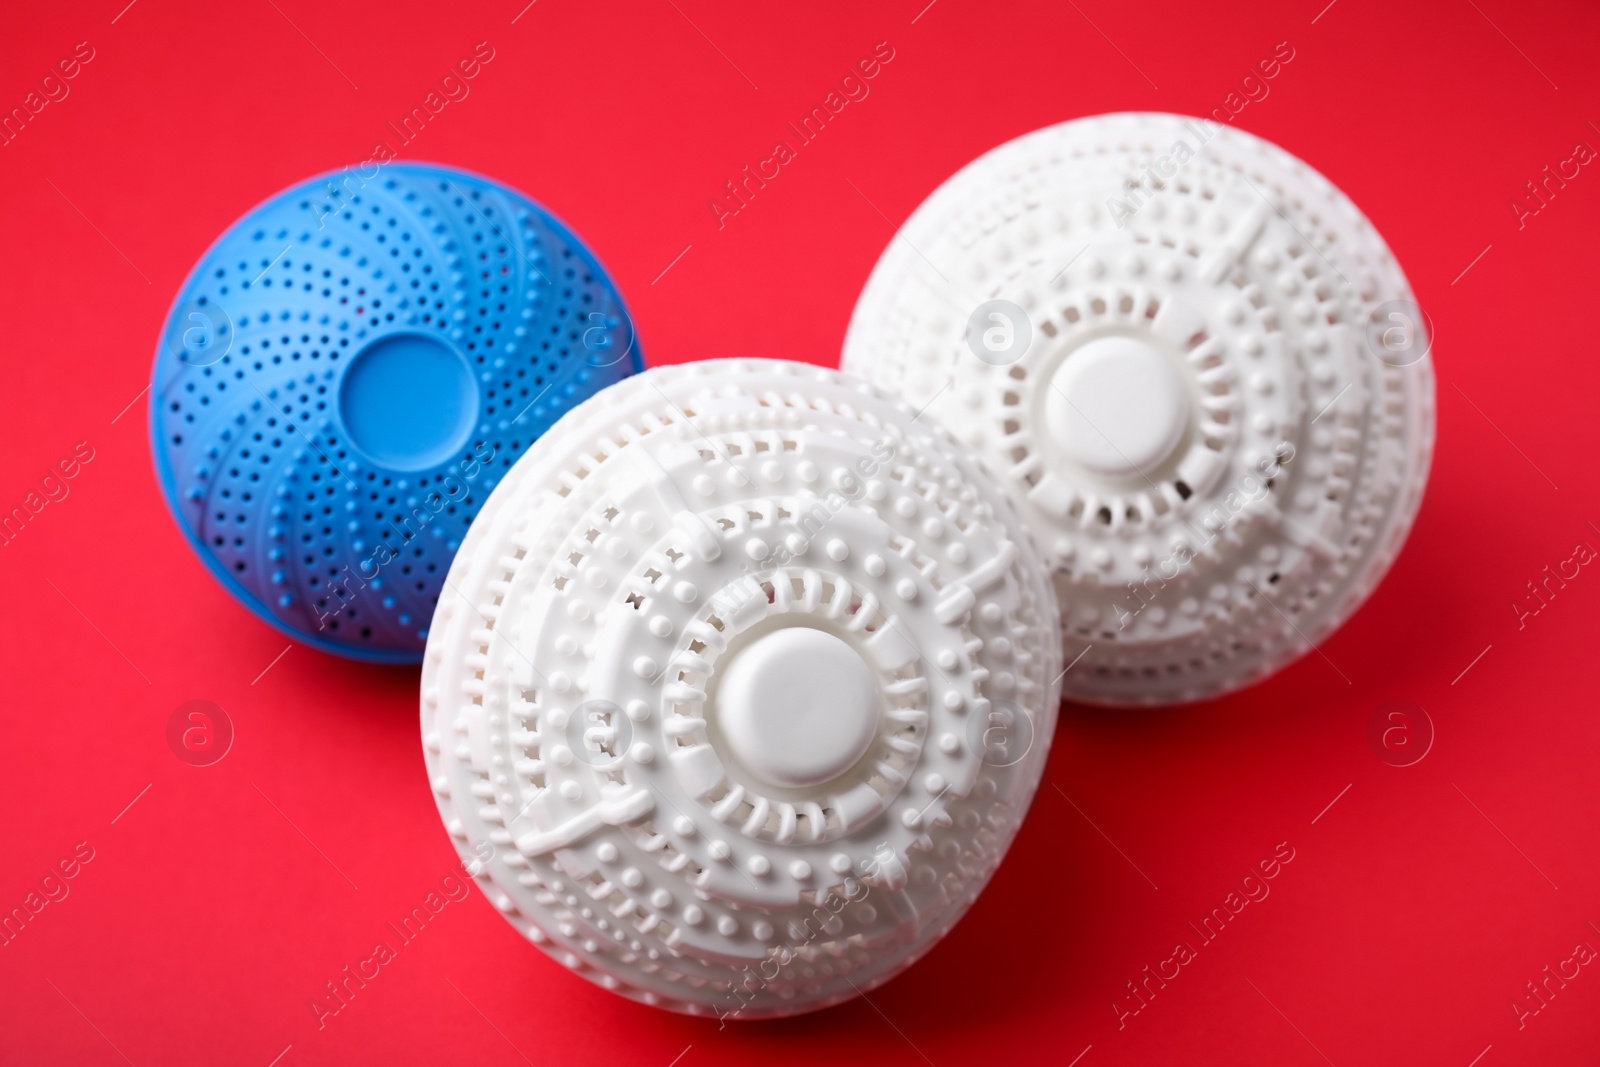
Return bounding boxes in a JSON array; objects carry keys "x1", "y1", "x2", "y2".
[
  {"x1": 339, "y1": 331, "x2": 478, "y2": 471},
  {"x1": 1046, "y1": 335, "x2": 1189, "y2": 476},
  {"x1": 716, "y1": 628, "x2": 880, "y2": 789}
]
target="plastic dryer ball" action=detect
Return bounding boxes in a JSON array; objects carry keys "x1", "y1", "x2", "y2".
[
  {"x1": 843, "y1": 113, "x2": 1435, "y2": 704},
  {"x1": 421, "y1": 360, "x2": 1063, "y2": 1016},
  {"x1": 150, "y1": 164, "x2": 640, "y2": 661}
]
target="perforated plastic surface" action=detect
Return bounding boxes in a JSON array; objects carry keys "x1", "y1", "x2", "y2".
[
  {"x1": 150, "y1": 163, "x2": 641, "y2": 662},
  {"x1": 420, "y1": 359, "x2": 1062, "y2": 1017},
  {"x1": 843, "y1": 113, "x2": 1435, "y2": 705}
]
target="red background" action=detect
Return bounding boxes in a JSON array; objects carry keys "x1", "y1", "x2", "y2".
[{"x1": 2, "y1": 0, "x2": 1598, "y2": 1063}]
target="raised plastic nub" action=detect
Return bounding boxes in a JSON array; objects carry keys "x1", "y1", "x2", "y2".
[
  {"x1": 339, "y1": 332, "x2": 479, "y2": 471},
  {"x1": 715, "y1": 627, "x2": 880, "y2": 789},
  {"x1": 1046, "y1": 335, "x2": 1189, "y2": 477}
]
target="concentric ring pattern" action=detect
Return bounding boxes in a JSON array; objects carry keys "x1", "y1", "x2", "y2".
[
  {"x1": 843, "y1": 113, "x2": 1436, "y2": 704},
  {"x1": 150, "y1": 163, "x2": 641, "y2": 661},
  {"x1": 421, "y1": 359, "x2": 1062, "y2": 1017}
]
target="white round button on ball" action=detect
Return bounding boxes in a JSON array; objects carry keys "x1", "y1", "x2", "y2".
[
  {"x1": 1046, "y1": 336, "x2": 1188, "y2": 476},
  {"x1": 715, "y1": 628, "x2": 879, "y2": 788}
]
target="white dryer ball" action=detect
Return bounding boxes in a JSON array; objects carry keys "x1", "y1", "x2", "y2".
[
  {"x1": 421, "y1": 358, "x2": 1061, "y2": 1017},
  {"x1": 843, "y1": 113, "x2": 1435, "y2": 705}
]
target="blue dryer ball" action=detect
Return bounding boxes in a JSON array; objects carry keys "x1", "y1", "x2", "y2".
[{"x1": 150, "y1": 163, "x2": 642, "y2": 663}]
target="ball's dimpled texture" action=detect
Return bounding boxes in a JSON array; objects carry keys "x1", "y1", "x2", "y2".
[
  {"x1": 421, "y1": 359, "x2": 1062, "y2": 1017},
  {"x1": 151, "y1": 163, "x2": 641, "y2": 662},
  {"x1": 843, "y1": 113, "x2": 1436, "y2": 705}
]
